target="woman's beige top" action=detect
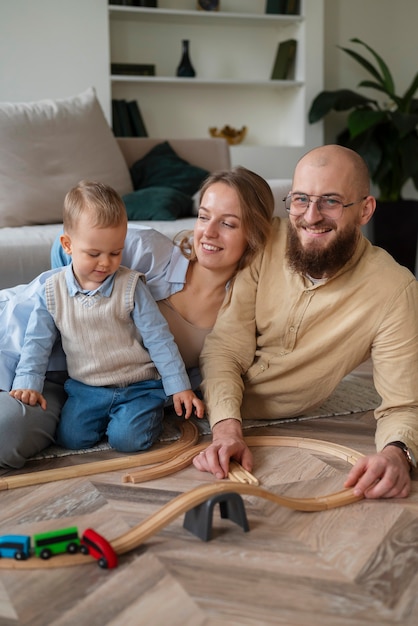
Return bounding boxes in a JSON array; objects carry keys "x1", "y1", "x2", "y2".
[{"x1": 158, "y1": 299, "x2": 211, "y2": 370}]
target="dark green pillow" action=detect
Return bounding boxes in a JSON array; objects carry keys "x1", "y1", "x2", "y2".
[
  {"x1": 123, "y1": 186, "x2": 193, "y2": 221},
  {"x1": 130, "y1": 141, "x2": 209, "y2": 196}
]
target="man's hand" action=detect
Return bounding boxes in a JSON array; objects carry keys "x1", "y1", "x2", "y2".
[
  {"x1": 172, "y1": 390, "x2": 205, "y2": 419},
  {"x1": 9, "y1": 388, "x2": 47, "y2": 410},
  {"x1": 344, "y1": 445, "x2": 412, "y2": 499},
  {"x1": 193, "y1": 418, "x2": 253, "y2": 480}
]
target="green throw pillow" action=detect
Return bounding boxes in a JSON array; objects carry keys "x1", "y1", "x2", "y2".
[
  {"x1": 130, "y1": 141, "x2": 209, "y2": 196},
  {"x1": 123, "y1": 186, "x2": 193, "y2": 221}
]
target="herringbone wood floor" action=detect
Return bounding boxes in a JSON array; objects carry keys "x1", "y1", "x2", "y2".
[{"x1": 0, "y1": 409, "x2": 417, "y2": 626}]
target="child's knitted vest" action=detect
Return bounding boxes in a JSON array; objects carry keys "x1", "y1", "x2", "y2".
[{"x1": 45, "y1": 267, "x2": 159, "y2": 387}]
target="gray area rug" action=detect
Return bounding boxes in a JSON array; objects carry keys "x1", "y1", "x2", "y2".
[{"x1": 32, "y1": 374, "x2": 380, "y2": 460}]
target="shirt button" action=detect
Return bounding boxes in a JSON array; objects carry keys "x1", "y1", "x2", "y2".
[{"x1": 289, "y1": 326, "x2": 295, "y2": 332}]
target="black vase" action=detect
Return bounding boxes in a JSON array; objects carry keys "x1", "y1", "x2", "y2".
[
  {"x1": 176, "y1": 40, "x2": 196, "y2": 78},
  {"x1": 372, "y1": 199, "x2": 418, "y2": 273}
]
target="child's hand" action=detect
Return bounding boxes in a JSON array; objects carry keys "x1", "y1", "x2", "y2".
[
  {"x1": 9, "y1": 388, "x2": 47, "y2": 410},
  {"x1": 173, "y1": 390, "x2": 205, "y2": 419}
]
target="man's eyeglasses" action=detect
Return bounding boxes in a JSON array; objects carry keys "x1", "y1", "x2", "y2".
[{"x1": 283, "y1": 193, "x2": 367, "y2": 219}]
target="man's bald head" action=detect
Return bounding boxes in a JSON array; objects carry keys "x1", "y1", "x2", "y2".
[{"x1": 294, "y1": 145, "x2": 371, "y2": 197}]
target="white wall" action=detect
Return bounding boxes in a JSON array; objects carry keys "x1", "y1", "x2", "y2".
[{"x1": 0, "y1": 0, "x2": 111, "y2": 120}]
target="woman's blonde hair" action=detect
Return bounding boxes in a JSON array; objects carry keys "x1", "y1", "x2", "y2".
[
  {"x1": 63, "y1": 180, "x2": 127, "y2": 232},
  {"x1": 175, "y1": 166, "x2": 274, "y2": 271}
]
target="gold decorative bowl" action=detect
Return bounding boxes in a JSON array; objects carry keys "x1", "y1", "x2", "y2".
[{"x1": 209, "y1": 125, "x2": 247, "y2": 145}]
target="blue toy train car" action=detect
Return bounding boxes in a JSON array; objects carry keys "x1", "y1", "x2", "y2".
[
  {"x1": 0, "y1": 526, "x2": 117, "y2": 568},
  {"x1": 0, "y1": 535, "x2": 31, "y2": 560}
]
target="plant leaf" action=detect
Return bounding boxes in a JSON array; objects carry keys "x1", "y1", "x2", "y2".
[
  {"x1": 347, "y1": 109, "x2": 386, "y2": 138},
  {"x1": 337, "y1": 128, "x2": 382, "y2": 180},
  {"x1": 398, "y1": 133, "x2": 418, "y2": 181},
  {"x1": 402, "y1": 73, "x2": 418, "y2": 110},
  {"x1": 338, "y1": 46, "x2": 383, "y2": 86},
  {"x1": 308, "y1": 90, "x2": 374, "y2": 123},
  {"x1": 412, "y1": 170, "x2": 418, "y2": 192},
  {"x1": 391, "y1": 111, "x2": 418, "y2": 137},
  {"x1": 349, "y1": 38, "x2": 395, "y2": 95}
]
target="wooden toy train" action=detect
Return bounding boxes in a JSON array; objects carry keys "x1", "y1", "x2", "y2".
[{"x1": 0, "y1": 526, "x2": 118, "y2": 569}]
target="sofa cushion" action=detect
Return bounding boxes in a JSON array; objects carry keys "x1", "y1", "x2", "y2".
[
  {"x1": 130, "y1": 141, "x2": 209, "y2": 196},
  {"x1": 123, "y1": 186, "x2": 193, "y2": 221},
  {"x1": 0, "y1": 87, "x2": 133, "y2": 227}
]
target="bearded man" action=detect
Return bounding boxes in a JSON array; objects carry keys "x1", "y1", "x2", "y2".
[{"x1": 194, "y1": 145, "x2": 418, "y2": 499}]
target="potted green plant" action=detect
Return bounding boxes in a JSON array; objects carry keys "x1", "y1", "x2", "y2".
[{"x1": 308, "y1": 37, "x2": 418, "y2": 273}]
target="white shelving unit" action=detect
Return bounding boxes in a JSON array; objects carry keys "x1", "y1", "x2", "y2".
[
  {"x1": 111, "y1": 75, "x2": 302, "y2": 87},
  {"x1": 109, "y1": 5, "x2": 303, "y2": 27},
  {"x1": 107, "y1": 0, "x2": 324, "y2": 178}
]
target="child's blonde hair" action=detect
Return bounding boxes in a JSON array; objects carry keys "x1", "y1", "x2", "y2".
[{"x1": 63, "y1": 180, "x2": 127, "y2": 232}]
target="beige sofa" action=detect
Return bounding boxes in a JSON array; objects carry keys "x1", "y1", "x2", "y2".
[
  {"x1": 0, "y1": 89, "x2": 291, "y2": 289},
  {"x1": 0, "y1": 137, "x2": 229, "y2": 288}
]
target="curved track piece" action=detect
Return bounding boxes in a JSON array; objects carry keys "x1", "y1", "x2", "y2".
[
  {"x1": 245, "y1": 435, "x2": 364, "y2": 465},
  {"x1": 110, "y1": 481, "x2": 363, "y2": 556},
  {"x1": 122, "y1": 442, "x2": 206, "y2": 483},
  {"x1": 0, "y1": 480, "x2": 363, "y2": 569},
  {"x1": 123, "y1": 435, "x2": 365, "y2": 483},
  {"x1": 0, "y1": 421, "x2": 199, "y2": 492}
]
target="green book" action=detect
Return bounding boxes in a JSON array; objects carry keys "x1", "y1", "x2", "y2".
[
  {"x1": 126, "y1": 100, "x2": 148, "y2": 137},
  {"x1": 114, "y1": 100, "x2": 134, "y2": 137},
  {"x1": 111, "y1": 99, "x2": 123, "y2": 137},
  {"x1": 270, "y1": 39, "x2": 297, "y2": 80},
  {"x1": 265, "y1": 0, "x2": 286, "y2": 14}
]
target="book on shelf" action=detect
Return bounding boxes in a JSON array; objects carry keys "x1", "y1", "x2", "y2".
[
  {"x1": 111, "y1": 63, "x2": 155, "y2": 77},
  {"x1": 126, "y1": 100, "x2": 148, "y2": 137},
  {"x1": 112, "y1": 99, "x2": 134, "y2": 137},
  {"x1": 112, "y1": 99, "x2": 148, "y2": 137},
  {"x1": 109, "y1": 1, "x2": 158, "y2": 7},
  {"x1": 111, "y1": 100, "x2": 123, "y2": 137},
  {"x1": 265, "y1": 0, "x2": 286, "y2": 14},
  {"x1": 270, "y1": 39, "x2": 297, "y2": 80}
]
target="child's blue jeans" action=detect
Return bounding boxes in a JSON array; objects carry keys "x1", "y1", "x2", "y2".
[{"x1": 55, "y1": 378, "x2": 167, "y2": 452}]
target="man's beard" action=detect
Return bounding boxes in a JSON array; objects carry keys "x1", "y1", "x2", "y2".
[{"x1": 286, "y1": 218, "x2": 360, "y2": 278}]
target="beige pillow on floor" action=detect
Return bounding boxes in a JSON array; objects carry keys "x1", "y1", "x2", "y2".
[{"x1": 0, "y1": 87, "x2": 133, "y2": 227}]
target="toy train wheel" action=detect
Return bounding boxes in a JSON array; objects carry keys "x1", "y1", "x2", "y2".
[
  {"x1": 14, "y1": 551, "x2": 28, "y2": 561},
  {"x1": 66, "y1": 542, "x2": 78, "y2": 554},
  {"x1": 79, "y1": 545, "x2": 89, "y2": 555},
  {"x1": 98, "y1": 557, "x2": 108, "y2": 569},
  {"x1": 40, "y1": 548, "x2": 52, "y2": 560}
]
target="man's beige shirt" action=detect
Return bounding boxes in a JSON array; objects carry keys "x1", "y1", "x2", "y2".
[{"x1": 201, "y1": 218, "x2": 418, "y2": 457}]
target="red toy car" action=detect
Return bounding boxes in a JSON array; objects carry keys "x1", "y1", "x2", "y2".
[{"x1": 80, "y1": 528, "x2": 118, "y2": 569}]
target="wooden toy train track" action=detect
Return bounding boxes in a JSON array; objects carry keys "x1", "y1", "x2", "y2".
[
  {"x1": 0, "y1": 421, "x2": 199, "y2": 491},
  {"x1": 0, "y1": 422, "x2": 365, "y2": 569}
]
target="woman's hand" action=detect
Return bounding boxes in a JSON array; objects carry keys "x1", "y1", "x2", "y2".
[
  {"x1": 193, "y1": 418, "x2": 253, "y2": 479},
  {"x1": 9, "y1": 388, "x2": 47, "y2": 409}
]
